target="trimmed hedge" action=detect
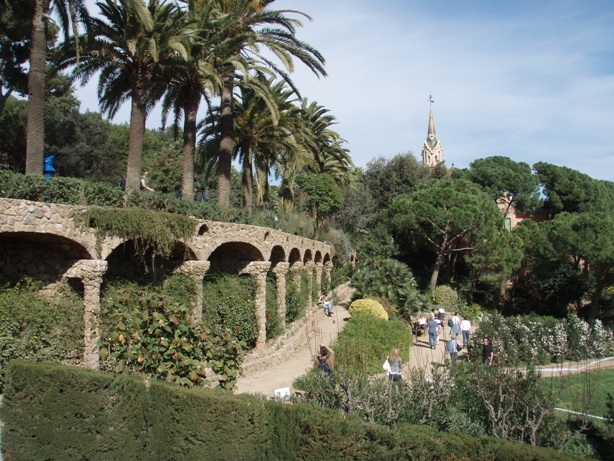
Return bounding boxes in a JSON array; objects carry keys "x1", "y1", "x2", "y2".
[{"x1": 1, "y1": 362, "x2": 583, "y2": 460}]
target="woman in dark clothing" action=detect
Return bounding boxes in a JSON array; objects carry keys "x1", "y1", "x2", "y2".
[{"x1": 482, "y1": 337, "x2": 494, "y2": 366}]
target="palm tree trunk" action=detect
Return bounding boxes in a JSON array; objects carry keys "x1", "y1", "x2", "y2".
[
  {"x1": 241, "y1": 143, "x2": 253, "y2": 213},
  {"x1": 126, "y1": 95, "x2": 147, "y2": 191},
  {"x1": 181, "y1": 96, "x2": 200, "y2": 201},
  {"x1": 217, "y1": 78, "x2": 234, "y2": 208},
  {"x1": 25, "y1": 0, "x2": 48, "y2": 175}
]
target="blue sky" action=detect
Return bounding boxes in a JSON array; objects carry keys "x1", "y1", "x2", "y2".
[{"x1": 76, "y1": 0, "x2": 614, "y2": 180}]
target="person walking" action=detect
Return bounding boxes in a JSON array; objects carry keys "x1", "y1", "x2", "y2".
[
  {"x1": 140, "y1": 168, "x2": 154, "y2": 192},
  {"x1": 385, "y1": 347, "x2": 403, "y2": 383},
  {"x1": 427, "y1": 315, "x2": 440, "y2": 349},
  {"x1": 445, "y1": 334, "x2": 460, "y2": 364},
  {"x1": 482, "y1": 337, "x2": 494, "y2": 366},
  {"x1": 460, "y1": 316, "x2": 472, "y2": 349}
]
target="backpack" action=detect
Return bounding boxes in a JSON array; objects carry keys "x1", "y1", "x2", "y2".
[{"x1": 447, "y1": 318, "x2": 454, "y2": 327}]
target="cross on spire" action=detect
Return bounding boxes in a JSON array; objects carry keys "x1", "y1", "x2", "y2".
[{"x1": 428, "y1": 93, "x2": 435, "y2": 108}]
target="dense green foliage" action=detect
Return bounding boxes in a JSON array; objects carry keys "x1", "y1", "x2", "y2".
[
  {"x1": 351, "y1": 259, "x2": 426, "y2": 320},
  {"x1": 347, "y1": 299, "x2": 389, "y2": 321},
  {"x1": 1, "y1": 361, "x2": 582, "y2": 460},
  {"x1": 201, "y1": 273, "x2": 259, "y2": 349},
  {"x1": 472, "y1": 312, "x2": 613, "y2": 366},
  {"x1": 100, "y1": 276, "x2": 243, "y2": 388},
  {"x1": 332, "y1": 312, "x2": 410, "y2": 377},
  {"x1": 0, "y1": 279, "x2": 83, "y2": 391}
]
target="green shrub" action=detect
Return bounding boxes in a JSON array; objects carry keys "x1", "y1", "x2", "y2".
[
  {"x1": 431, "y1": 284, "x2": 460, "y2": 310},
  {"x1": 348, "y1": 298, "x2": 389, "y2": 321},
  {"x1": 350, "y1": 259, "x2": 425, "y2": 321},
  {"x1": 265, "y1": 274, "x2": 283, "y2": 340},
  {"x1": 201, "y1": 272, "x2": 259, "y2": 348},
  {"x1": 100, "y1": 276, "x2": 244, "y2": 388},
  {"x1": 285, "y1": 277, "x2": 307, "y2": 323},
  {"x1": 0, "y1": 279, "x2": 83, "y2": 391},
  {"x1": 333, "y1": 312, "x2": 409, "y2": 376}
]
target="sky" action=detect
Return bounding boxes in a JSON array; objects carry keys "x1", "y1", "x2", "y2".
[{"x1": 76, "y1": 0, "x2": 614, "y2": 181}]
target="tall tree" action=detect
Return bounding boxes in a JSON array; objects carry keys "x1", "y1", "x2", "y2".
[
  {"x1": 71, "y1": 0, "x2": 189, "y2": 191},
  {"x1": 212, "y1": 0, "x2": 326, "y2": 208},
  {"x1": 25, "y1": 0, "x2": 88, "y2": 174},
  {"x1": 390, "y1": 178, "x2": 503, "y2": 289},
  {"x1": 457, "y1": 156, "x2": 540, "y2": 217}
]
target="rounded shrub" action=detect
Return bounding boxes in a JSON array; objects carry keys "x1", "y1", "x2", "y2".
[{"x1": 348, "y1": 298, "x2": 389, "y2": 321}]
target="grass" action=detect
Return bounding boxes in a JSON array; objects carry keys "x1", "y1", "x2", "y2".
[{"x1": 541, "y1": 368, "x2": 614, "y2": 420}]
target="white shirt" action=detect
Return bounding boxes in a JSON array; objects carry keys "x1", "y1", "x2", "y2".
[
  {"x1": 461, "y1": 319, "x2": 471, "y2": 331},
  {"x1": 451, "y1": 315, "x2": 461, "y2": 325}
]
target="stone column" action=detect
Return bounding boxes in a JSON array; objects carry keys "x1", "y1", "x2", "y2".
[
  {"x1": 239, "y1": 261, "x2": 271, "y2": 349},
  {"x1": 324, "y1": 261, "x2": 333, "y2": 293},
  {"x1": 304, "y1": 261, "x2": 314, "y2": 311},
  {"x1": 174, "y1": 260, "x2": 211, "y2": 322},
  {"x1": 64, "y1": 259, "x2": 108, "y2": 370},
  {"x1": 314, "y1": 262, "x2": 323, "y2": 295},
  {"x1": 290, "y1": 261, "x2": 302, "y2": 289},
  {"x1": 271, "y1": 262, "x2": 289, "y2": 325}
]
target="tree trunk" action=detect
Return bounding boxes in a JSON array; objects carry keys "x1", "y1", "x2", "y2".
[
  {"x1": 217, "y1": 79, "x2": 234, "y2": 208},
  {"x1": 181, "y1": 96, "x2": 200, "y2": 201},
  {"x1": 241, "y1": 143, "x2": 253, "y2": 213},
  {"x1": 430, "y1": 250, "x2": 445, "y2": 289},
  {"x1": 25, "y1": 0, "x2": 48, "y2": 175},
  {"x1": 125, "y1": 95, "x2": 147, "y2": 191}
]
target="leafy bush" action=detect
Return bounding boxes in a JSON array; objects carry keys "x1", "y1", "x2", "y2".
[
  {"x1": 473, "y1": 311, "x2": 614, "y2": 365},
  {"x1": 265, "y1": 274, "x2": 283, "y2": 340},
  {"x1": 350, "y1": 259, "x2": 425, "y2": 321},
  {"x1": 201, "y1": 273, "x2": 259, "y2": 349},
  {"x1": 431, "y1": 284, "x2": 460, "y2": 310},
  {"x1": 348, "y1": 299, "x2": 389, "y2": 321},
  {"x1": 100, "y1": 276, "x2": 244, "y2": 388},
  {"x1": 334, "y1": 312, "x2": 410, "y2": 377},
  {"x1": 0, "y1": 279, "x2": 83, "y2": 391}
]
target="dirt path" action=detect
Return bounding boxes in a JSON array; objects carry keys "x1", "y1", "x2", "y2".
[{"x1": 234, "y1": 283, "x2": 354, "y2": 397}]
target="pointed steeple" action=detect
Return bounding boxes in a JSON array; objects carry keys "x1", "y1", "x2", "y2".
[{"x1": 422, "y1": 94, "x2": 444, "y2": 167}]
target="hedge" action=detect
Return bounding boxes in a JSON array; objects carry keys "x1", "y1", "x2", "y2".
[{"x1": 0, "y1": 362, "x2": 583, "y2": 461}]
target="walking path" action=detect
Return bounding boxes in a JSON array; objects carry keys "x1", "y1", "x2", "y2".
[
  {"x1": 235, "y1": 284, "x2": 614, "y2": 397},
  {"x1": 234, "y1": 283, "x2": 354, "y2": 397}
]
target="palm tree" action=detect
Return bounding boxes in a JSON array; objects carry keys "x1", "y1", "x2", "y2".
[
  {"x1": 71, "y1": 0, "x2": 189, "y2": 191},
  {"x1": 212, "y1": 0, "x2": 326, "y2": 208},
  {"x1": 25, "y1": 0, "x2": 88, "y2": 174}
]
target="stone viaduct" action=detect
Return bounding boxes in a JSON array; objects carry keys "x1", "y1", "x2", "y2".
[{"x1": 0, "y1": 198, "x2": 334, "y2": 370}]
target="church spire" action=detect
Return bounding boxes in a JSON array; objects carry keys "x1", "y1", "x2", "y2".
[{"x1": 422, "y1": 94, "x2": 444, "y2": 167}]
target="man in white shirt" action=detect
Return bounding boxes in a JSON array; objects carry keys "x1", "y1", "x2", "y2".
[{"x1": 460, "y1": 317, "x2": 472, "y2": 349}]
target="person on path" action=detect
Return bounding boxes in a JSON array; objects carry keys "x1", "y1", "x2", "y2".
[
  {"x1": 386, "y1": 347, "x2": 403, "y2": 383},
  {"x1": 449, "y1": 312, "x2": 461, "y2": 337},
  {"x1": 445, "y1": 334, "x2": 460, "y2": 364},
  {"x1": 460, "y1": 316, "x2": 472, "y2": 349},
  {"x1": 427, "y1": 315, "x2": 440, "y2": 349},
  {"x1": 482, "y1": 337, "x2": 494, "y2": 366},
  {"x1": 318, "y1": 294, "x2": 333, "y2": 317},
  {"x1": 140, "y1": 168, "x2": 154, "y2": 192},
  {"x1": 315, "y1": 344, "x2": 335, "y2": 374}
]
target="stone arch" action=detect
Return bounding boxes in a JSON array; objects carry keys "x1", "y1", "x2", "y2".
[
  {"x1": 314, "y1": 251, "x2": 323, "y2": 264},
  {"x1": 303, "y1": 249, "x2": 313, "y2": 264},
  {"x1": 288, "y1": 248, "x2": 301, "y2": 265},
  {"x1": 197, "y1": 223, "x2": 209, "y2": 236},
  {"x1": 105, "y1": 239, "x2": 197, "y2": 279},
  {"x1": 208, "y1": 242, "x2": 264, "y2": 274},
  {"x1": 269, "y1": 245, "x2": 286, "y2": 264},
  {"x1": 0, "y1": 232, "x2": 92, "y2": 283}
]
